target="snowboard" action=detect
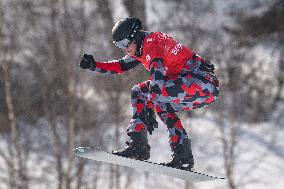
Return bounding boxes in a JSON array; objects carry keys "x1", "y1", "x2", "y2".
[{"x1": 74, "y1": 147, "x2": 225, "y2": 183}]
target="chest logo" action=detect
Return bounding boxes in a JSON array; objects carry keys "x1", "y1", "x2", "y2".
[
  {"x1": 146, "y1": 55, "x2": 151, "y2": 62},
  {"x1": 147, "y1": 38, "x2": 153, "y2": 42},
  {"x1": 164, "y1": 67, "x2": 168, "y2": 73}
]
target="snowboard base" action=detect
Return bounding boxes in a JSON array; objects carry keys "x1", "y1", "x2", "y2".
[{"x1": 74, "y1": 147, "x2": 225, "y2": 183}]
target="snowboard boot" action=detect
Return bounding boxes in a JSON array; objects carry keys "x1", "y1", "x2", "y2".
[
  {"x1": 112, "y1": 128, "x2": 150, "y2": 160},
  {"x1": 161, "y1": 138, "x2": 194, "y2": 170}
]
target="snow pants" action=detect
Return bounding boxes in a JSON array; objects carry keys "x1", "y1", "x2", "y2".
[{"x1": 127, "y1": 62, "x2": 219, "y2": 147}]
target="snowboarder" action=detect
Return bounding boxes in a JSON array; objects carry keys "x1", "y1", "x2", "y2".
[{"x1": 79, "y1": 17, "x2": 219, "y2": 170}]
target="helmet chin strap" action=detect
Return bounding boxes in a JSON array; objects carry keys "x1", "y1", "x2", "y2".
[
  {"x1": 134, "y1": 31, "x2": 148, "y2": 57},
  {"x1": 135, "y1": 43, "x2": 143, "y2": 57}
]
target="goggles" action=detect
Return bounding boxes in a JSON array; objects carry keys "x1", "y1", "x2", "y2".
[
  {"x1": 113, "y1": 38, "x2": 132, "y2": 49},
  {"x1": 113, "y1": 22, "x2": 140, "y2": 49}
]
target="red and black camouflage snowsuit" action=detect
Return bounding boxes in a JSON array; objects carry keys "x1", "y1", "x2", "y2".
[{"x1": 93, "y1": 32, "x2": 219, "y2": 148}]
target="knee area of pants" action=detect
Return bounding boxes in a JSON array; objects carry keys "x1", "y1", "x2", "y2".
[
  {"x1": 131, "y1": 85, "x2": 141, "y2": 98},
  {"x1": 131, "y1": 85, "x2": 141, "y2": 93}
]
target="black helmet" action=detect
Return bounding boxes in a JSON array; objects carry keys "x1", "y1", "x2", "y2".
[{"x1": 112, "y1": 17, "x2": 142, "y2": 49}]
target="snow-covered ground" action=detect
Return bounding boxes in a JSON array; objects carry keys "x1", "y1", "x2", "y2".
[
  {"x1": 145, "y1": 116, "x2": 284, "y2": 189},
  {"x1": 0, "y1": 116, "x2": 283, "y2": 189}
]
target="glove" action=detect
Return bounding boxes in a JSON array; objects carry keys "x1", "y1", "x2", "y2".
[
  {"x1": 145, "y1": 107, "x2": 158, "y2": 135},
  {"x1": 79, "y1": 54, "x2": 96, "y2": 71},
  {"x1": 200, "y1": 60, "x2": 215, "y2": 74}
]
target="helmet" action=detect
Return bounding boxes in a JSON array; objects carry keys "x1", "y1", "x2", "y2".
[{"x1": 112, "y1": 17, "x2": 142, "y2": 49}]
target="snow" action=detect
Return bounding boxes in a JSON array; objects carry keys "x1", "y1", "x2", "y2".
[
  {"x1": 144, "y1": 116, "x2": 284, "y2": 189},
  {"x1": 0, "y1": 116, "x2": 283, "y2": 188}
]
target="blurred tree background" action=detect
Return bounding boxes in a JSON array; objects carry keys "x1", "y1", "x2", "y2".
[{"x1": 0, "y1": 0, "x2": 283, "y2": 189}]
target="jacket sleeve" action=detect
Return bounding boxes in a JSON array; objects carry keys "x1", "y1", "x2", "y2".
[
  {"x1": 148, "y1": 58, "x2": 166, "y2": 106},
  {"x1": 93, "y1": 55, "x2": 140, "y2": 74}
]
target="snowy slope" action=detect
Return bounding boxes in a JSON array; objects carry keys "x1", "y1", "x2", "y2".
[
  {"x1": 145, "y1": 116, "x2": 284, "y2": 189},
  {"x1": 0, "y1": 117, "x2": 283, "y2": 189}
]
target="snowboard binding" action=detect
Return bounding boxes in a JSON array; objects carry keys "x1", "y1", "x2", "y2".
[
  {"x1": 161, "y1": 138, "x2": 194, "y2": 171},
  {"x1": 112, "y1": 128, "x2": 150, "y2": 160}
]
